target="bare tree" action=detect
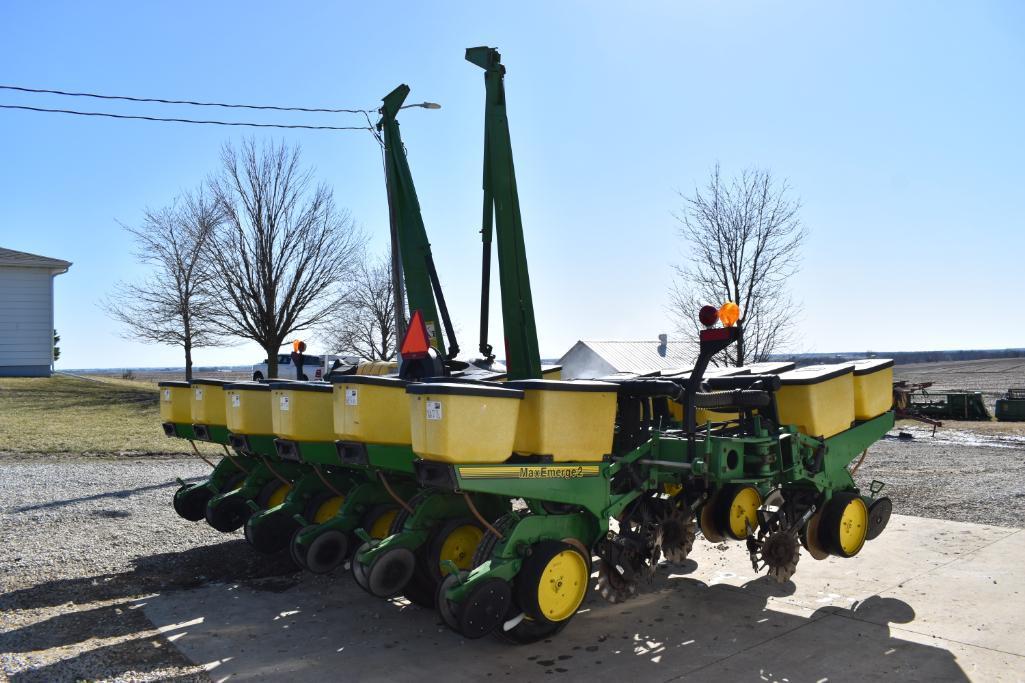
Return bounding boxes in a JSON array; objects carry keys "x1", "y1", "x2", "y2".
[
  {"x1": 323, "y1": 254, "x2": 396, "y2": 361},
  {"x1": 208, "y1": 139, "x2": 364, "y2": 377},
  {"x1": 670, "y1": 165, "x2": 806, "y2": 366},
  {"x1": 103, "y1": 190, "x2": 224, "y2": 380}
]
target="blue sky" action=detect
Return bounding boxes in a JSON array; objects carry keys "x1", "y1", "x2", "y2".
[{"x1": 1, "y1": 1, "x2": 1023, "y2": 369}]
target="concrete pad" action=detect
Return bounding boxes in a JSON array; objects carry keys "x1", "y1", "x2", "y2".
[
  {"x1": 143, "y1": 515, "x2": 1024, "y2": 681},
  {"x1": 683, "y1": 613, "x2": 1025, "y2": 683},
  {"x1": 699, "y1": 515, "x2": 1016, "y2": 612},
  {"x1": 881, "y1": 527, "x2": 1025, "y2": 655}
]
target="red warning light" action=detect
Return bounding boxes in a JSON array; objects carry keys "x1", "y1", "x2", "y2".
[
  {"x1": 698, "y1": 305, "x2": 719, "y2": 328},
  {"x1": 400, "y1": 310, "x2": 432, "y2": 359}
]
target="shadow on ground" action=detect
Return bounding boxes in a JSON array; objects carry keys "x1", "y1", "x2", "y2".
[
  {"x1": 9, "y1": 477, "x2": 202, "y2": 514},
  {"x1": 0, "y1": 539, "x2": 299, "y2": 614},
  {"x1": 137, "y1": 562, "x2": 969, "y2": 682}
]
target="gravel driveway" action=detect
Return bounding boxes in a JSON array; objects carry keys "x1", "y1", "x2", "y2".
[
  {"x1": 0, "y1": 454, "x2": 297, "y2": 682},
  {"x1": 2, "y1": 425, "x2": 1023, "y2": 681}
]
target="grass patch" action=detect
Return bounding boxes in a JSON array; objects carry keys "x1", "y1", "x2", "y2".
[{"x1": 0, "y1": 375, "x2": 222, "y2": 455}]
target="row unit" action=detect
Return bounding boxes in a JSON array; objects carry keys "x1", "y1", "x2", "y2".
[
  {"x1": 160, "y1": 358, "x2": 893, "y2": 465},
  {"x1": 665, "y1": 359, "x2": 894, "y2": 438}
]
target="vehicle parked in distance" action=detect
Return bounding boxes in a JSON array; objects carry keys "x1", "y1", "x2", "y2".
[{"x1": 252, "y1": 354, "x2": 353, "y2": 381}]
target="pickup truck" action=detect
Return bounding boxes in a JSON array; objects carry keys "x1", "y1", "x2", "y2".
[{"x1": 251, "y1": 353, "x2": 351, "y2": 381}]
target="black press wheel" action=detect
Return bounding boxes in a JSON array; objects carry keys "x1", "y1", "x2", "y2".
[
  {"x1": 303, "y1": 529, "x2": 351, "y2": 574},
  {"x1": 245, "y1": 509, "x2": 300, "y2": 554},
  {"x1": 367, "y1": 547, "x2": 417, "y2": 598},
  {"x1": 173, "y1": 484, "x2": 212, "y2": 522},
  {"x1": 351, "y1": 541, "x2": 373, "y2": 594},
  {"x1": 290, "y1": 525, "x2": 315, "y2": 569},
  {"x1": 457, "y1": 577, "x2": 512, "y2": 640},
  {"x1": 436, "y1": 571, "x2": 468, "y2": 630},
  {"x1": 866, "y1": 497, "x2": 893, "y2": 541},
  {"x1": 205, "y1": 494, "x2": 251, "y2": 532}
]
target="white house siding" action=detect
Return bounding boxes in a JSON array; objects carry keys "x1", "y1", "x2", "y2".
[{"x1": 0, "y1": 267, "x2": 57, "y2": 376}]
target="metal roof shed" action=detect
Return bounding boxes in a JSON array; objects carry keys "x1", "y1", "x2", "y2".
[
  {"x1": 0, "y1": 247, "x2": 72, "y2": 377},
  {"x1": 558, "y1": 335, "x2": 692, "y2": 379}
]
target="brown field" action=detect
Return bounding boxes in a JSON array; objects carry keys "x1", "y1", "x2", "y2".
[{"x1": 895, "y1": 357, "x2": 1025, "y2": 412}]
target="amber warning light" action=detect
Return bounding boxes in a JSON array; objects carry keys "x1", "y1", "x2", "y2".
[
  {"x1": 718, "y1": 302, "x2": 740, "y2": 327},
  {"x1": 399, "y1": 310, "x2": 432, "y2": 359}
]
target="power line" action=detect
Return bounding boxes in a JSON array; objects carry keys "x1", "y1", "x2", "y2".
[
  {"x1": 0, "y1": 104, "x2": 373, "y2": 131},
  {"x1": 0, "y1": 84, "x2": 374, "y2": 114}
]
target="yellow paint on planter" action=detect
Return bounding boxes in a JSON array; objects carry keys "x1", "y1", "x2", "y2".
[
  {"x1": 224, "y1": 382, "x2": 274, "y2": 435},
  {"x1": 158, "y1": 381, "x2": 192, "y2": 423},
  {"x1": 776, "y1": 364, "x2": 856, "y2": 438},
  {"x1": 852, "y1": 359, "x2": 894, "y2": 420},
  {"x1": 332, "y1": 375, "x2": 411, "y2": 445},
  {"x1": 506, "y1": 380, "x2": 617, "y2": 462},
  {"x1": 270, "y1": 382, "x2": 335, "y2": 441},
  {"x1": 407, "y1": 382, "x2": 523, "y2": 463},
  {"x1": 190, "y1": 379, "x2": 230, "y2": 426}
]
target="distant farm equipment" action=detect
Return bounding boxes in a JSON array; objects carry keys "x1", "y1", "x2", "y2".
[
  {"x1": 893, "y1": 381, "x2": 990, "y2": 425},
  {"x1": 995, "y1": 388, "x2": 1025, "y2": 422}
]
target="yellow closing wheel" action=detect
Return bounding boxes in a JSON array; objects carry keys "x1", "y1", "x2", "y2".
[
  {"x1": 313, "y1": 495, "x2": 345, "y2": 524},
  {"x1": 716, "y1": 485, "x2": 762, "y2": 540},
  {"x1": 436, "y1": 522, "x2": 484, "y2": 576},
  {"x1": 820, "y1": 492, "x2": 869, "y2": 558},
  {"x1": 255, "y1": 479, "x2": 292, "y2": 509},
  {"x1": 365, "y1": 506, "x2": 399, "y2": 540},
  {"x1": 267, "y1": 483, "x2": 291, "y2": 508},
  {"x1": 516, "y1": 541, "x2": 590, "y2": 625}
]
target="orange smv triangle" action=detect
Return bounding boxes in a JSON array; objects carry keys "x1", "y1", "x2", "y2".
[{"x1": 400, "y1": 310, "x2": 432, "y2": 359}]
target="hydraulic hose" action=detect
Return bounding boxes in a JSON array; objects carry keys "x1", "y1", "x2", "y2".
[
  {"x1": 693, "y1": 389, "x2": 771, "y2": 409},
  {"x1": 613, "y1": 379, "x2": 686, "y2": 402}
]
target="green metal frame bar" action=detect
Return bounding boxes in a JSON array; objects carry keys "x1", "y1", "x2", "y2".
[
  {"x1": 379, "y1": 85, "x2": 454, "y2": 356},
  {"x1": 365, "y1": 443, "x2": 417, "y2": 474},
  {"x1": 466, "y1": 46, "x2": 541, "y2": 380}
]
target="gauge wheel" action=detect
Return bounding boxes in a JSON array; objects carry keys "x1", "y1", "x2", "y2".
[
  {"x1": 819, "y1": 492, "x2": 869, "y2": 558},
  {"x1": 715, "y1": 484, "x2": 762, "y2": 540},
  {"x1": 515, "y1": 541, "x2": 590, "y2": 626},
  {"x1": 255, "y1": 479, "x2": 292, "y2": 509},
  {"x1": 361, "y1": 504, "x2": 399, "y2": 540},
  {"x1": 304, "y1": 492, "x2": 346, "y2": 525}
]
